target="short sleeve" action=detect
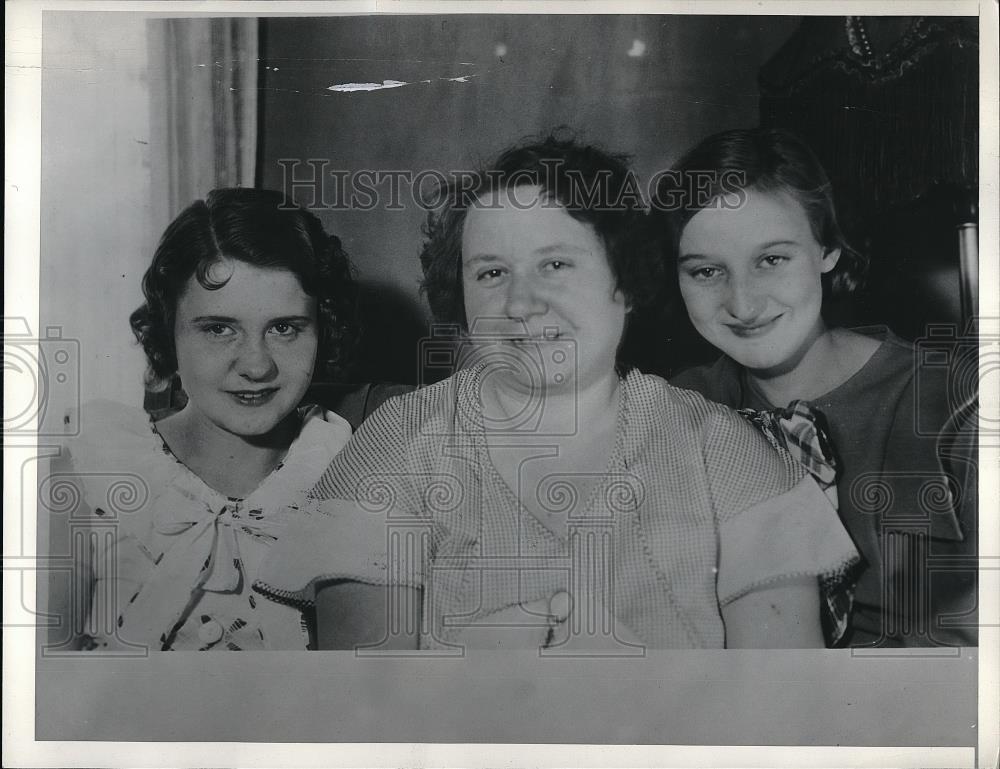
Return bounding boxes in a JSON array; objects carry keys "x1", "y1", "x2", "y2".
[
  {"x1": 44, "y1": 400, "x2": 167, "y2": 558},
  {"x1": 703, "y1": 407, "x2": 807, "y2": 517},
  {"x1": 717, "y1": 475, "x2": 861, "y2": 604},
  {"x1": 705, "y1": 410, "x2": 860, "y2": 605},
  {"x1": 254, "y1": 394, "x2": 436, "y2": 607}
]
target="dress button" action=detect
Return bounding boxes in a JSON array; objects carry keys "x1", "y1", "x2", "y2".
[
  {"x1": 198, "y1": 618, "x2": 224, "y2": 644},
  {"x1": 549, "y1": 591, "x2": 572, "y2": 623}
]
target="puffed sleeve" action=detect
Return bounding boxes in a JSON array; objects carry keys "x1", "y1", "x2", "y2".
[
  {"x1": 254, "y1": 394, "x2": 436, "y2": 607},
  {"x1": 40, "y1": 401, "x2": 162, "y2": 650},
  {"x1": 706, "y1": 409, "x2": 860, "y2": 605}
]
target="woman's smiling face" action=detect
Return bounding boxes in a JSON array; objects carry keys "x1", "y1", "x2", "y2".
[
  {"x1": 461, "y1": 186, "x2": 629, "y2": 395},
  {"x1": 677, "y1": 188, "x2": 840, "y2": 376},
  {"x1": 172, "y1": 258, "x2": 318, "y2": 439}
]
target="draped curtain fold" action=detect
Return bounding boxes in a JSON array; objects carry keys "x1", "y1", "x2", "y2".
[{"x1": 149, "y1": 18, "x2": 259, "y2": 219}]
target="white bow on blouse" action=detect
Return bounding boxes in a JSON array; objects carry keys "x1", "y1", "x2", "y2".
[{"x1": 120, "y1": 487, "x2": 286, "y2": 648}]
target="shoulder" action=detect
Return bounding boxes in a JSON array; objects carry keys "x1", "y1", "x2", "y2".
[
  {"x1": 320, "y1": 371, "x2": 470, "y2": 475},
  {"x1": 52, "y1": 401, "x2": 178, "y2": 526},
  {"x1": 62, "y1": 400, "x2": 163, "y2": 470},
  {"x1": 841, "y1": 326, "x2": 955, "y2": 418},
  {"x1": 321, "y1": 382, "x2": 417, "y2": 431},
  {"x1": 73, "y1": 399, "x2": 154, "y2": 438},
  {"x1": 629, "y1": 369, "x2": 723, "y2": 412},
  {"x1": 668, "y1": 356, "x2": 742, "y2": 407},
  {"x1": 835, "y1": 325, "x2": 959, "y2": 446},
  {"x1": 625, "y1": 373, "x2": 804, "y2": 515},
  {"x1": 845, "y1": 326, "x2": 918, "y2": 384},
  {"x1": 309, "y1": 373, "x2": 472, "y2": 501},
  {"x1": 625, "y1": 370, "x2": 757, "y2": 446},
  {"x1": 872, "y1": 327, "x2": 957, "y2": 433},
  {"x1": 286, "y1": 405, "x2": 354, "y2": 473},
  {"x1": 361, "y1": 371, "x2": 468, "y2": 437}
]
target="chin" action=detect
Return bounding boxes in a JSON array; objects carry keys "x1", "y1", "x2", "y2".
[
  {"x1": 224, "y1": 417, "x2": 283, "y2": 439},
  {"x1": 221, "y1": 405, "x2": 298, "y2": 438},
  {"x1": 726, "y1": 342, "x2": 801, "y2": 374}
]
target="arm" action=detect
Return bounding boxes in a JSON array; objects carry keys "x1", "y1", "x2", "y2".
[
  {"x1": 705, "y1": 410, "x2": 859, "y2": 649},
  {"x1": 721, "y1": 577, "x2": 824, "y2": 649},
  {"x1": 316, "y1": 580, "x2": 421, "y2": 650}
]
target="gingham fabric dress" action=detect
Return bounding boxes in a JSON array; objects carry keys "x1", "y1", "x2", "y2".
[{"x1": 255, "y1": 365, "x2": 859, "y2": 648}]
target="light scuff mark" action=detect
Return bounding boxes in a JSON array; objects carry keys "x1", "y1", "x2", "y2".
[
  {"x1": 627, "y1": 39, "x2": 647, "y2": 58},
  {"x1": 328, "y1": 75, "x2": 477, "y2": 92},
  {"x1": 328, "y1": 79, "x2": 410, "y2": 92}
]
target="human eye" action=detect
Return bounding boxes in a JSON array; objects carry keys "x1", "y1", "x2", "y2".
[
  {"x1": 201, "y1": 322, "x2": 235, "y2": 338},
  {"x1": 760, "y1": 253, "x2": 790, "y2": 268},
  {"x1": 268, "y1": 320, "x2": 306, "y2": 338},
  {"x1": 476, "y1": 267, "x2": 506, "y2": 282},
  {"x1": 542, "y1": 259, "x2": 572, "y2": 273},
  {"x1": 685, "y1": 265, "x2": 722, "y2": 282}
]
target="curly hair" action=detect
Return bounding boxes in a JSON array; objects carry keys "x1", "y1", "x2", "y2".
[
  {"x1": 652, "y1": 127, "x2": 868, "y2": 302},
  {"x1": 130, "y1": 187, "x2": 358, "y2": 387},
  {"x1": 419, "y1": 131, "x2": 667, "y2": 354}
]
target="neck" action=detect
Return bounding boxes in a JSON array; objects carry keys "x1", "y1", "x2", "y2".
[
  {"x1": 159, "y1": 406, "x2": 299, "y2": 497},
  {"x1": 484, "y1": 371, "x2": 621, "y2": 436},
  {"x1": 744, "y1": 326, "x2": 841, "y2": 406}
]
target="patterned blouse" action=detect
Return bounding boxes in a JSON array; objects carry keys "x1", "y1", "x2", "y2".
[
  {"x1": 50, "y1": 400, "x2": 352, "y2": 651},
  {"x1": 256, "y1": 365, "x2": 860, "y2": 649}
]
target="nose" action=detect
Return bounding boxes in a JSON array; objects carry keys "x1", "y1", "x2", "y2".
[
  {"x1": 724, "y1": 276, "x2": 765, "y2": 323},
  {"x1": 235, "y1": 337, "x2": 278, "y2": 381},
  {"x1": 503, "y1": 272, "x2": 547, "y2": 321}
]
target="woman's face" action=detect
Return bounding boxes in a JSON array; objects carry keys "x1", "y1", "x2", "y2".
[
  {"x1": 172, "y1": 258, "x2": 318, "y2": 438},
  {"x1": 461, "y1": 186, "x2": 628, "y2": 395},
  {"x1": 677, "y1": 188, "x2": 840, "y2": 376}
]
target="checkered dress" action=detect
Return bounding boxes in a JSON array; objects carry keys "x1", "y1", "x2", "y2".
[{"x1": 256, "y1": 365, "x2": 859, "y2": 648}]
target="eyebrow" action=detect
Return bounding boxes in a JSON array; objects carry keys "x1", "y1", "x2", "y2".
[
  {"x1": 678, "y1": 240, "x2": 801, "y2": 264},
  {"x1": 463, "y1": 244, "x2": 592, "y2": 265},
  {"x1": 190, "y1": 315, "x2": 239, "y2": 323},
  {"x1": 534, "y1": 244, "x2": 592, "y2": 256},
  {"x1": 463, "y1": 254, "x2": 501, "y2": 266},
  {"x1": 188, "y1": 315, "x2": 314, "y2": 324}
]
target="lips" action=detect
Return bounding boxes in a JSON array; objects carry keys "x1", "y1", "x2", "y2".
[
  {"x1": 227, "y1": 388, "x2": 278, "y2": 406},
  {"x1": 726, "y1": 316, "x2": 782, "y2": 338}
]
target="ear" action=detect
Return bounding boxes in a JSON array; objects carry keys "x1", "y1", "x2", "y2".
[
  {"x1": 820, "y1": 247, "x2": 841, "y2": 274},
  {"x1": 614, "y1": 288, "x2": 633, "y2": 314}
]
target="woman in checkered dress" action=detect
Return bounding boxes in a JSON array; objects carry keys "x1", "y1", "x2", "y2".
[{"x1": 255, "y1": 135, "x2": 859, "y2": 649}]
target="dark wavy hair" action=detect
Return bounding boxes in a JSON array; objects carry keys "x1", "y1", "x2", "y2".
[
  {"x1": 130, "y1": 187, "x2": 358, "y2": 387},
  {"x1": 652, "y1": 127, "x2": 868, "y2": 303},
  {"x1": 419, "y1": 131, "x2": 665, "y2": 368}
]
